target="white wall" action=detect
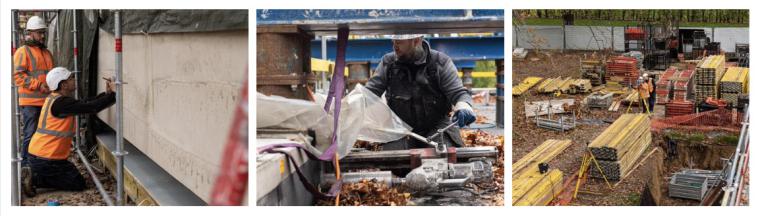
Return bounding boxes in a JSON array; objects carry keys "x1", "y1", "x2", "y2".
[
  {"x1": 514, "y1": 25, "x2": 748, "y2": 52},
  {"x1": 97, "y1": 29, "x2": 248, "y2": 202}
]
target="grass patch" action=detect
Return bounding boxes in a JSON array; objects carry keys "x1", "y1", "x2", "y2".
[
  {"x1": 626, "y1": 193, "x2": 641, "y2": 205},
  {"x1": 715, "y1": 134, "x2": 739, "y2": 145}
]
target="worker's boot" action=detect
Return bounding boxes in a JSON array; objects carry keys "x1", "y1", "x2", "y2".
[{"x1": 21, "y1": 166, "x2": 36, "y2": 197}]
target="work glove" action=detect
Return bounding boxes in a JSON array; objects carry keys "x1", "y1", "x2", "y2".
[{"x1": 452, "y1": 101, "x2": 476, "y2": 127}]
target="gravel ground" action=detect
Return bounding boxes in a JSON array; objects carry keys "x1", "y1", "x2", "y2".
[{"x1": 21, "y1": 152, "x2": 130, "y2": 206}]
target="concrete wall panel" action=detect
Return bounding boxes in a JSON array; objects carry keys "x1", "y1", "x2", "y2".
[{"x1": 97, "y1": 29, "x2": 247, "y2": 202}]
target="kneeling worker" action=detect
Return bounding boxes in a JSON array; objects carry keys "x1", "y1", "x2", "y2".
[{"x1": 21, "y1": 67, "x2": 116, "y2": 197}]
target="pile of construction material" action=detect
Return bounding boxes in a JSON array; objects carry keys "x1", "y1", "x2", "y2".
[
  {"x1": 694, "y1": 55, "x2": 726, "y2": 104},
  {"x1": 524, "y1": 99, "x2": 575, "y2": 117},
  {"x1": 668, "y1": 169, "x2": 723, "y2": 201},
  {"x1": 665, "y1": 100, "x2": 695, "y2": 117},
  {"x1": 580, "y1": 59, "x2": 605, "y2": 86},
  {"x1": 513, "y1": 76, "x2": 543, "y2": 96},
  {"x1": 719, "y1": 67, "x2": 749, "y2": 106},
  {"x1": 606, "y1": 56, "x2": 639, "y2": 86},
  {"x1": 513, "y1": 139, "x2": 572, "y2": 206},
  {"x1": 588, "y1": 114, "x2": 652, "y2": 180},
  {"x1": 655, "y1": 67, "x2": 695, "y2": 104},
  {"x1": 536, "y1": 77, "x2": 591, "y2": 94},
  {"x1": 585, "y1": 92, "x2": 614, "y2": 109},
  {"x1": 622, "y1": 51, "x2": 644, "y2": 69},
  {"x1": 513, "y1": 48, "x2": 528, "y2": 60}
]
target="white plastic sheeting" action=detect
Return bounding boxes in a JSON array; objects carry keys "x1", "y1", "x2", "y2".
[{"x1": 257, "y1": 84, "x2": 412, "y2": 159}]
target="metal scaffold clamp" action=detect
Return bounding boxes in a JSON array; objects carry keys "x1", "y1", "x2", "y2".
[{"x1": 112, "y1": 150, "x2": 129, "y2": 157}]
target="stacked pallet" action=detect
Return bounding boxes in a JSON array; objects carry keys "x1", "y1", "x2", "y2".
[
  {"x1": 719, "y1": 67, "x2": 749, "y2": 105},
  {"x1": 580, "y1": 59, "x2": 605, "y2": 86},
  {"x1": 671, "y1": 69, "x2": 695, "y2": 101},
  {"x1": 513, "y1": 139, "x2": 572, "y2": 206},
  {"x1": 588, "y1": 114, "x2": 652, "y2": 180},
  {"x1": 655, "y1": 67, "x2": 695, "y2": 104},
  {"x1": 694, "y1": 55, "x2": 726, "y2": 104},
  {"x1": 606, "y1": 56, "x2": 639, "y2": 86},
  {"x1": 665, "y1": 100, "x2": 695, "y2": 117},
  {"x1": 513, "y1": 76, "x2": 543, "y2": 96},
  {"x1": 655, "y1": 67, "x2": 678, "y2": 104}
]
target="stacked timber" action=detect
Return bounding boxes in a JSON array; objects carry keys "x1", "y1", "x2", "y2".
[
  {"x1": 588, "y1": 114, "x2": 651, "y2": 180},
  {"x1": 606, "y1": 56, "x2": 639, "y2": 86},
  {"x1": 665, "y1": 100, "x2": 695, "y2": 117},
  {"x1": 513, "y1": 139, "x2": 572, "y2": 206},
  {"x1": 513, "y1": 76, "x2": 543, "y2": 96},
  {"x1": 560, "y1": 79, "x2": 592, "y2": 94},
  {"x1": 693, "y1": 55, "x2": 726, "y2": 104},
  {"x1": 536, "y1": 76, "x2": 566, "y2": 93},
  {"x1": 536, "y1": 77, "x2": 591, "y2": 94},
  {"x1": 719, "y1": 67, "x2": 749, "y2": 106}
]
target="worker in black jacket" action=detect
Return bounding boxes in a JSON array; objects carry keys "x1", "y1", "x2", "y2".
[
  {"x1": 21, "y1": 67, "x2": 115, "y2": 197},
  {"x1": 366, "y1": 34, "x2": 475, "y2": 150}
]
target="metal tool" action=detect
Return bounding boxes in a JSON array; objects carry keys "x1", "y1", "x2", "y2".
[{"x1": 407, "y1": 122, "x2": 458, "y2": 154}]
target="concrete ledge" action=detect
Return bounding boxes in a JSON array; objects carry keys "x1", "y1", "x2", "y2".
[
  {"x1": 96, "y1": 130, "x2": 207, "y2": 206},
  {"x1": 256, "y1": 138, "x2": 320, "y2": 206}
]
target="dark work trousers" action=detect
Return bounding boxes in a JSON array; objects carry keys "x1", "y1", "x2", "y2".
[
  {"x1": 20, "y1": 106, "x2": 42, "y2": 165},
  {"x1": 28, "y1": 154, "x2": 86, "y2": 191}
]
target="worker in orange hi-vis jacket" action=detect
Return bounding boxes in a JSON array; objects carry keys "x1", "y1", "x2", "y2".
[
  {"x1": 21, "y1": 67, "x2": 116, "y2": 197},
  {"x1": 637, "y1": 75, "x2": 651, "y2": 113},
  {"x1": 13, "y1": 16, "x2": 54, "y2": 165}
]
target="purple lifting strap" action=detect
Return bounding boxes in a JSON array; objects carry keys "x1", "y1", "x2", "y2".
[{"x1": 320, "y1": 27, "x2": 350, "y2": 161}]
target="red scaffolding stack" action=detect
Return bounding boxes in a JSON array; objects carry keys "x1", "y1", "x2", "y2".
[{"x1": 606, "y1": 56, "x2": 640, "y2": 86}]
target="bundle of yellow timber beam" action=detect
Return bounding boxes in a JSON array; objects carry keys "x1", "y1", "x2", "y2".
[
  {"x1": 587, "y1": 114, "x2": 651, "y2": 180},
  {"x1": 599, "y1": 81, "x2": 630, "y2": 95},
  {"x1": 622, "y1": 90, "x2": 640, "y2": 105},
  {"x1": 559, "y1": 79, "x2": 592, "y2": 94},
  {"x1": 513, "y1": 139, "x2": 572, "y2": 206},
  {"x1": 536, "y1": 77, "x2": 591, "y2": 94},
  {"x1": 536, "y1": 76, "x2": 568, "y2": 93},
  {"x1": 513, "y1": 76, "x2": 543, "y2": 96},
  {"x1": 719, "y1": 67, "x2": 749, "y2": 105}
]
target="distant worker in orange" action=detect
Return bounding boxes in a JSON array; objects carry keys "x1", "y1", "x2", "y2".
[
  {"x1": 14, "y1": 16, "x2": 54, "y2": 164},
  {"x1": 21, "y1": 67, "x2": 116, "y2": 197},
  {"x1": 637, "y1": 75, "x2": 653, "y2": 113}
]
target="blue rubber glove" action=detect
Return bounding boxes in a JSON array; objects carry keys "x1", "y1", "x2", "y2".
[{"x1": 452, "y1": 102, "x2": 476, "y2": 127}]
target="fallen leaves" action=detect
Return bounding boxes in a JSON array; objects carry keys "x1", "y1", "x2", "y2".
[
  {"x1": 461, "y1": 129, "x2": 505, "y2": 206},
  {"x1": 318, "y1": 179, "x2": 411, "y2": 206}
]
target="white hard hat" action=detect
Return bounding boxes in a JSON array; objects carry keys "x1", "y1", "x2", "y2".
[
  {"x1": 47, "y1": 67, "x2": 72, "y2": 91},
  {"x1": 26, "y1": 16, "x2": 48, "y2": 31},
  {"x1": 390, "y1": 34, "x2": 424, "y2": 40}
]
